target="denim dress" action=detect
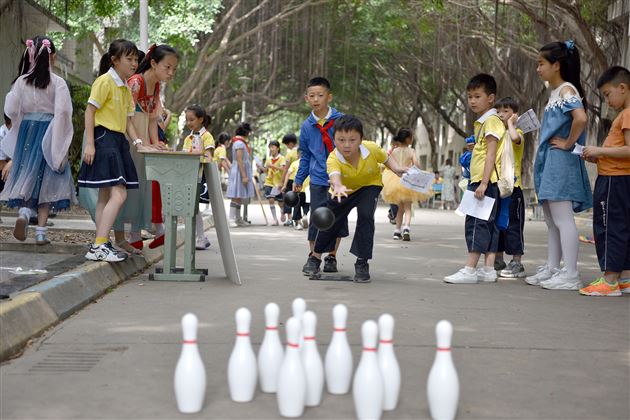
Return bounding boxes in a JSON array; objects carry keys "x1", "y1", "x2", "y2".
[{"x1": 534, "y1": 82, "x2": 593, "y2": 212}]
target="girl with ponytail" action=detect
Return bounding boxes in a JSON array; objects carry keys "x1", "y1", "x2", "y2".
[
  {"x1": 526, "y1": 40, "x2": 593, "y2": 290},
  {"x1": 1, "y1": 36, "x2": 74, "y2": 245}
]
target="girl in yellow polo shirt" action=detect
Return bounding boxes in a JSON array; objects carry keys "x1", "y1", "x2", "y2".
[
  {"x1": 78, "y1": 40, "x2": 153, "y2": 262},
  {"x1": 306, "y1": 115, "x2": 407, "y2": 282}
]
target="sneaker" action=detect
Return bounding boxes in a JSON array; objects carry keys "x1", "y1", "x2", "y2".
[
  {"x1": 35, "y1": 233, "x2": 51, "y2": 246},
  {"x1": 236, "y1": 218, "x2": 250, "y2": 227},
  {"x1": 494, "y1": 259, "x2": 507, "y2": 271},
  {"x1": 302, "y1": 255, "x2": 322, "y2": 276},
  {"x1": 579, "y1": 278, "x2": 621, "y2": 297},
  {"x1": 477, "y1": 267, "x2": 497, "y2": 282},
  {"x1": 402, "y1": 228, "x2": 410, "y2": 242},
  {"x1": 301, "y1": 216, "x2": 308, "y2": 229},
  {"x1": 85, "y1": 242, "x2": 128, "y2": 262},
  {"x1": 294, "y1": 223, "x2": 304, "y2": 231},
  {"x1": 323, "y1": 255, "x2": 338, "y2": 273},
  {"x1": 195, "y1": 237, "x2": 210, "y2": 250},
  {"x1": 619, "y1": 278, "x2": 630, "y2": 294},
  {"x1": 444, "y1": 268, "x2": 478, "y2": 284},
  {"x1": 229, "y1": 219, "x2": 238, "y2": 228},
  {"x1": 500, "y1": 260, "x2": 526, "y2": 278},
  {"x1": 525, "y1": 264, "x2": 554, "y2": 286},
  {"x1": 393, "y1": 230, "x2": 402, "y2": 240},
  {"x1": 540, "y1": 270, "x2": 581, "y2": 290},
  {"x1": 13, "y1": 214, "x2": 28, "y2": 241},
  {"x1": 354, "y1": 259, "x2": 371, "y2": 283},
  {"x1": 283, "y1": 219, "x2": 293, "y2": 227}
]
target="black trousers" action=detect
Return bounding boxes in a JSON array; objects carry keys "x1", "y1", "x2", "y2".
[
  {"x1": 498, "y1": 187, "x2": 525, "y2": 255},
  {"x1": 593, "y1": 175, "x2": 630, "y2": 273},
  {"x1": 465, "y1": 182, "x2": 500, "y2": 253},
  {"x1": 314, "y1": 185, "x2": 382, "y2": 260},
  {"x1": 292, "y1": 191, "x2": 310, "y2": 221}
]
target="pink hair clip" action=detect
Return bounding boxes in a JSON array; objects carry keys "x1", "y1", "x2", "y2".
[
  {"x1": 42, "y1": 39, "x2": 51, "y2": 53},
  {"x1": 25, "y1": 39, "x2": 34, "y2": 47}
]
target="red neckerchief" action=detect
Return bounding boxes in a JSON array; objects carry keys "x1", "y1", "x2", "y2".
[
  {"x1": 232, "y1": 136, "x2": 250, "y2": 155},
  {"x1": 315, "y1": 120, "x2": 335, "y2": 153}
]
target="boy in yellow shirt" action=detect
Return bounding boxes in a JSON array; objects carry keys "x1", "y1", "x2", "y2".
[
  {"x1": 281, "y1": 133, "x2": 298, "y2": 225},
  {"x1": 282, "y1": 151, "x2": 310, "y2": 230},
  {"x1": 263, "y1": 140, "x2": 286, "y2": 226},
  {"x1": 306, "y1": 115, "x2": 406, "y2": 282},
  {"x1": 444, "y1": 74, "x2": 506, "y2": 284}
]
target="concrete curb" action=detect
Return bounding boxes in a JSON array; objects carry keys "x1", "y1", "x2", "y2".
[{"x1": 0, "y1": 219, "x2": 206, "y2": 361}]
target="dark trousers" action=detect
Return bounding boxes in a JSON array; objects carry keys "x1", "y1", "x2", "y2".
[
  {"x1": 283, "y1": 180, "x2": 294, "y2": 214},
  {"x1": 465, "y1": 182, "x2": 500, "y2": 253},
  {"x1": 308, "y1": 184, "x2": 348, "y2": 241},
  {"x1": 314, "y1": 185, "x2": 382, "y2": 260},
  {"x1": 292, "y1": 192, "x2": 310, "y2": 221},
  {"x1": 593, "y1": 175, "x2": 630, "y2": 273},
  {"x1": 498, "y1": 187, "x2": 525, "y2": 255}
]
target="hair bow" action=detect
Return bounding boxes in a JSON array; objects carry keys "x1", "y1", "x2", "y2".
[
  {"x1": 564, "y1": 40, "x2": 575, "y2": 51},
  {"x1": 41, "y1": 39, "x2": 52, "y2": 54},
  {"x1": 25, "y1": 39, "x2": 36, "y2": 69}
]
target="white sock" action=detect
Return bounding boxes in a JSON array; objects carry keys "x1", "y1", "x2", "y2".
[
  {"x1": 153, "y1": 223, "x2": 165, "y2": 236},
  {"x1": 129, "y1": 231, "x2": 142, "y2": 243},
  {"x1": 195, "y1": 214, "x2": 205, "y2": 239},
  {"x1": 464, "y1": 266, "x2": 476, "y2": 274},
  {"x1": 19, "y1": 207, "x2": 31, "y2": 219},
  {"x1": 35, "y1": 226, "x2": 47, "y2": 235},
  {"x1": 269, "y1": 205, "x2": 277, "y2": 220},
  {"x1": 547, "y1": 200, "x2": 579, "y2": 276}
]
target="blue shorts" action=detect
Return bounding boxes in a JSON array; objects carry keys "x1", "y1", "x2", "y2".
[{"x1": 263, "y1": 185, "x2": 283, "y2": 201}]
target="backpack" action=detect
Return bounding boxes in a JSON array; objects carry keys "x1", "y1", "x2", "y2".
[{"x1": 496, "y1": 130, "x2": 514, "y2": 198}]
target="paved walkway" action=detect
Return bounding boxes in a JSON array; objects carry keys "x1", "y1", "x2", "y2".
[{"x1": 1, "y1": 206, "x2": 628, "y2": 419}]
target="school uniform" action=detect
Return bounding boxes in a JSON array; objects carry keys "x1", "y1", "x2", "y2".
[
  {"x1": 314, "y1": 141, "x2": 386, "y2": 260},
  {"x1": 263, "y1": 154, "x2": 286, "y2": 200},
  {"x1": 593, "y1": 109, "x2": 630, "y2": 273},
  {"x1": 182, "y1": 128, "x2": 215, "y2": 203},
  {"x1": 77, "y1": 68, "x2": 138, "y2": 190},
  {"x1": 288, "y1": 159, "x2": 310, "y2": 221},
  {"x1": 465, "y1": 109, "x2": 505, "y2": 253},
  {"x1": 498, "y1": 128, "x2": 525, "y2": 256}
]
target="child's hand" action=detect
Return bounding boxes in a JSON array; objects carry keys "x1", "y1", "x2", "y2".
[
  {"x1": 393, "y1": 167, "x2": 408, "y2": 177},
  {"x1": 154, "y1": 142, "x2": 169, "y2": 151},
  {"x1": 549, "y1": 137, "x2": 573, "y2": 150},
  {"x1": 332, "y1": 184, "x2": 352, "y2": 202},
  {"x1": 136, "y1": 144, "x2": 154, "y2": 153},
  {"x1": 474, "y1": 182, "x2": 487, "y2": 200},
  {"x1": 1, "y1": 160, "x2": 12, "y2": 181},
  {"x1": 508, "y1": 113, "x2": 518, "y2": 126},
  {"x1": 293, "y1": 184, "x2": 302, "y2": 193},
  {"x1": 582, "y1": 146, "x2": 601, "y2": 160},
  {"x1": 466, "y1": 143, "x2": 475, "y2": 152},
  {"x1": 242, "y1": 176, "x2": 249, "y2": 185},
  {"x1": 83, "y1": 144, "x2": 95, "y2": 165}
]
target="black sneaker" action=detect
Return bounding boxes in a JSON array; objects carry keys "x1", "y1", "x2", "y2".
[
  {"x1": 494, "y1": 259, "x2": 507, "y2": 271},
  {"x1": 323, "y1": 255, "x2": 338, "y2": 273},
  {"x1": 354, "y1": 259, "x2": 371, "y2": 283},
  {"x1": 402, "y1": 228, "x2": 410, "y2": 242},
  {"x1": 302, "y1": 255, "x2": 322, "y2": 276}
]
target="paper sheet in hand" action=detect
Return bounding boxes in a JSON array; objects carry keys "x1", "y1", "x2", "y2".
[
  {"x1": 456, "y1": 190, "x2": 496, "y2": 221},
  {"x1": 571, "y1": 144, "x2": 584, "y2": 156},
  {"x1": 516, "y1": 109, "x2": 541, "y2": 134},
  {"x1": 400, "y1": 167, "x2": 434, "y2": 194}
]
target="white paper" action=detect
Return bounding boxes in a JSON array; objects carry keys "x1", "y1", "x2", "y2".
[
  {"x1": 516, "y1": 109, "x2": 541, "y2": 134},
  {"x1": 571, "y1": 144, "x2": 584, "y2": 156},
  {"x1": 455, "y1": 190, "x2": 496, "y2": 221},
  {"x1": 400, "y1": 166, "x2": 434, "y2": 194}
]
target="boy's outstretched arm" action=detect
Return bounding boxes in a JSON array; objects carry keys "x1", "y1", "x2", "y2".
[
  {"x1": 329, "y1": 173, "x2": 352, "y2": 202},
  {"x1": 475, "y1": 136, "x2": 498, "y2": 199}
]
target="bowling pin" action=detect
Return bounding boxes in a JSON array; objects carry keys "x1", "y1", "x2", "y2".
[
  {"x1": 258, "y1": 303, "x2": 284, "y2": 393},
  {"x1": 292, "y1": 297, "x2": 306, "y2": 347},
  {"x1": 301, "y1": 311, "x2": 324, "y2": 407},
  {"x1": 378, "y1": 313, "x2": 401, "y2": 411},
  {"x1": 227, "y1": 307, "x2": 257, "y2": 402},
  {"x1": 427, "y1": 320, "x2": 459, "y2": 420},
  {"x1": 324, "y1": 304, "x2": 353, "y2": 394},
  {"x1": 277, "y1": 317, "x2": 307, "y2": 418},
  {"x1": 174, "y1": 313, "x2": 206, "y2": 413},
  {"x1": 352, "y1": 320, "x2": 384, "y2": 420}
]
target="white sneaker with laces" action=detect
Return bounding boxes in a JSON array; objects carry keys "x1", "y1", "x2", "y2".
[
  {"x1": 525, "y1": 264, "x2": 555, "y2": 286},
  {"x1": 444, "y1": 268, "x2": 478, "y2": 284},
  {"x1": 477, "y1": 267, "x2": 497, "y2": 282},
  {"x1": 85, "y1": 242, "x2": 127, "y2": 262},
  {"x1": 540, "y1": 270, "x2": 581, "y2": 290}
]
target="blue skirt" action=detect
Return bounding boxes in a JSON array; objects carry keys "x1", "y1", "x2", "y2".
[{"x1": 0, "y1": 113, "x2": 74, "y2": 210}]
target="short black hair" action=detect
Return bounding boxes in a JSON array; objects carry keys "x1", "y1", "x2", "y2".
[
  {"x1": 495, "y1": 96, "x2": 519, "y2": 113},
  {"x1": 3, "y1": 113, "x2": 10, "y2": 125},
  {"x1": 268, "y1": 140, "x2": 280, "y2": 148},
  {"x1": 333, "y1": 115, "x2": 363, "y2": 138},
  {"x1": 597, "y1": 66, "x2": 630, "y2": 89},
  {"x1": 466, "y1": 73, "x2": 497, "y2": 95},
  {"x1": 216, "y1": 132, "x2": 230, "y2": 145},
  {"x1": 235, "y1": 122, "x2": 252, "y2": 137},
  {"x1": 282, "y1": 133, "x2": 297, "y2": 145},
  {"x1": 307, "y1": 77, "x2": 331, "y2": 90}
]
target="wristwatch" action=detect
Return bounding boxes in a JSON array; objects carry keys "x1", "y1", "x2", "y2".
[{"x1": 133, "y1": 139, "x2": 143, "y2": 147}]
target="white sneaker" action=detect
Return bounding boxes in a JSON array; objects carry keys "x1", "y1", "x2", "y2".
[
  {"x1": 195, "y1": 237, "x2": 210, "y2": 250},
  {"x1": 85, "y1": 242, "x2": 127, "y2": 262},
  {"x1": 477, "y1": 267, "x2": 497, "y2": 282},
  {"x1": 444, "y1": 268, "x2": 478, "y2": 284},
  {"x1": 229, "y1": 219, "x2": 238, "y2": 228},
  {"x1": 525, "y1": 264, "x2": 554, "y2": 286},
  {"x1": 540, "y1": 270, "x2": 581, "y2": 290},
  {"x1": 301, "y1": 216, "x2": 309, "y2": 229}
]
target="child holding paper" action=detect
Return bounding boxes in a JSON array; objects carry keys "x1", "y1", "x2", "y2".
[{"x1": 444, "y1": 74, "x2": 505, "y2": 284}]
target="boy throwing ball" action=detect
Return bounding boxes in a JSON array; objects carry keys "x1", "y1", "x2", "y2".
[{"x1": 306, "y1": 115, "x2": 407, "y2": 282}]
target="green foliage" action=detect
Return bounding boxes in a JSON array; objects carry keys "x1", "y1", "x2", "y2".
[{"x1": 67, "y1": 82, "x2": 91, "y2": 183}]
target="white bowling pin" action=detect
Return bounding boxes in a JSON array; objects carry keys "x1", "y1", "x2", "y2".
[
  {"x1": 292, "y1": 297, "x2": 306, "y2": 347},
  {"x1": 277, "y1": 317, "x2": 307, "y2": 418},
  {"x1": 325, "y1": 304, "x2": 353, "y2": 394},
  {"x1": 227, "y1": 307, "x2": 257, "y2": 402},
  {"x1": 427, "y1": 320, "x2": 459, "y2": 420},
  {"x1": 378, "y1": 313, "x2": 401, "y2": 411},
  {"x1": 301, "y1": 311, "x2": 324, "y2": 407},
  {"x1": 174, "y1": 313, "x2": 206, "y2": 413},
  {"x1": 258, "y1": 303, "x2": 284, "y2": 393},
  {"x1": 352, "y1": 320, "x2": 384, "y2": 420}
]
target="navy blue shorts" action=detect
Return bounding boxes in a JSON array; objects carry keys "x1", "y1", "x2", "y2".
[
  {"x1": 498, "y1": 187, "x2": 525, "y2": 255},
  {"x1": 593, "y1": 175, "x2": 630, "y2": 273},
  {"x1": 308, "y1": 184, "x2": 348, "y2": 242},
  {"x1": 263, "y1": 185, "x2": 283, "y2": 201},
  {"x1": 465, "y1": 182, "x2": 500, "y2": 253},
  {"x1": 78, "y1": 126, "x2": 138, "y2": 189}
]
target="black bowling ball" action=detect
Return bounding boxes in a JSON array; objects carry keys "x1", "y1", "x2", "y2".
[
  {"x1": 284, "y1": 191, "x2": 300, "y2": 208},
  {"x1": 311, "y1": 207, "x2": 335, "y2": 231}
]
